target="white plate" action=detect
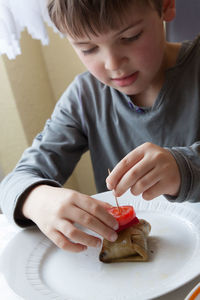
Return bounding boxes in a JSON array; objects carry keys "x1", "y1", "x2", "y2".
[{"x1": 1, "y1": 191, "x2": 200, "y2": 300}]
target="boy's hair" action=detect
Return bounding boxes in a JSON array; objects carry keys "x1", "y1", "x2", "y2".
[{"x1": 48, "y1": 0, "x2": 163, "y2": 38}]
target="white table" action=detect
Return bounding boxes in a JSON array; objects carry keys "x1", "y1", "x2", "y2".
[
  {"x1": 0, "y1": 197, "x2": 200, "y2": 300},
  {"x1": 0, "y1": 215, "x2": 23, "y2": 299}
]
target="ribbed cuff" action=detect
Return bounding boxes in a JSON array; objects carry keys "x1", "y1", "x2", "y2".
[
  {"x1": 14, "y1": 179, "x2": 62, "y2": 227},
  {"x1": 164, "y1": 148, "x2": 192, "y2": 203}
]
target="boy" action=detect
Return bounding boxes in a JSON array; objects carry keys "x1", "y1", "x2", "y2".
[{"x1": 1, "y1": 0, "x2": 200, "y2": 253}]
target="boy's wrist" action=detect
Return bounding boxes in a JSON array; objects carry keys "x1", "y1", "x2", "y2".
[
  {"x1": 22, "y1": 184, "x2": 51, "y2": 220},
  {"x1": 14, "y1": 184, "x2": 46, "y2": 227},
  {"x1": 164, "y1": 148, "x2": 192, "y2": 202}
]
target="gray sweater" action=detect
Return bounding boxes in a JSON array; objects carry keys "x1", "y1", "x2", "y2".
[{"x1": 1, "y1": 36, "x2": 200, "y2": 227}]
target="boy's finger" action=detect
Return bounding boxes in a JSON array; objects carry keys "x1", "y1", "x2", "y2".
[
  {"x1": 74, "y1": 196, "x2": 119, "y2": 231},
  {"x1": 106, "y1": 147, "x2": 144, "y2": 190},
  {"x1": 130, "y1": 168, "x2": 160, "y2": 196},
  {"x1": 66, "y1": 206, "x2": 118, "y2": 242},
  {"x1": 50, "y1": 230, "x2": 87, "y2": 252},
  {"x1": 93, "y1": 198, "x2": 113, "y2": 209},
  {"x1": 142, "y1": 181, "x2": 163, "y2": 200},
  {"x1": 112, "y1": 158, "x2": 154, "y2": 197},
  {"x1": 56, "y1": 220, "x2": 103, "y2": 248}
]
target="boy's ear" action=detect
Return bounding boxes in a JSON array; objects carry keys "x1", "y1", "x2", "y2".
[{"x1": 162, "y1": 0, "x2": 176, "y2": 22}]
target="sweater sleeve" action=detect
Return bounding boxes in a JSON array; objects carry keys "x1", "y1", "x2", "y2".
[
  {"x1": 165, "y1": 142, "x2": 200, "y2": 203},
  {"x1": 0, "y1": 79, "x2": 88, "y2": 227}
]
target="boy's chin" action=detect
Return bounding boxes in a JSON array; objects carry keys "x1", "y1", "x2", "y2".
[
  {"x1": 112, "y1": 85, "x2": 138, "y2": 97},
  {"x1": 97, "y1": 77, "x2": 140, "y2": 96}
]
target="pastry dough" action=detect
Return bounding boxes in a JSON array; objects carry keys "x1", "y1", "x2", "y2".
[{"x1": 99, "y1": 219, "x2": 151, "y2": 263}]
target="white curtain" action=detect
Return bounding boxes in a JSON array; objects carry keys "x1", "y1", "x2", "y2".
[{"x1": 0, "y1": 0, "x2": 62, "y2": 60}]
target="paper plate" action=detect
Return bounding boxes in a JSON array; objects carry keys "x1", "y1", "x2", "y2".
[{"x1": 1, "y1": 191, "x2": 200, "y2": 300}]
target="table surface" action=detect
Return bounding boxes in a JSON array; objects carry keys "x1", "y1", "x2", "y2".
[
  {"x1": 1, "y1": 199, "x2": 200, "y2": 300},
  {"x1": 0, "y1": 214, "x2": 23, "y2": 299}
]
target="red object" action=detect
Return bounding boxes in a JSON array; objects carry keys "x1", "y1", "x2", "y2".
[
  {"x1": 116, "y1": 217, "x2": 139, "y2": 232},
  {"x1": 108, "y1": 205, "x2": 139, "y2": 231}
]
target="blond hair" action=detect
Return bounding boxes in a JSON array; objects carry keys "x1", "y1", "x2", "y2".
[{"x1": 48, "y1": 0, "x2": 163, "y2": 38}]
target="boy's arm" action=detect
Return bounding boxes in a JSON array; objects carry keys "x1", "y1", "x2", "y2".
[
  {"x1": 0, "y1": 81, "x2": 88, "y2": 226},
  {"x1": 165, "y1": 141, "x2": 200, "y2": 203},
  {"x1": 0, "y1": 170, "x2": 61, "y2": 227},
  {"x1": 0, "y1": 80, "x2": 120, "y2": 251}
]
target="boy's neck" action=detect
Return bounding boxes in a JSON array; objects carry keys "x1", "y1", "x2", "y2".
[{"x1": 130, "y1": 42, "x2": 181, "y2": 108}]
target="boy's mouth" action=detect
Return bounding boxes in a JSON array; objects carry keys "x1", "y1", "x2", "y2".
[{"x1": 111, "y1": 71, "x2": 139, "y2": 87}]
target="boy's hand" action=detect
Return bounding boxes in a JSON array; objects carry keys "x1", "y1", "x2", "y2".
[
  {"x1": 106, "y1": 142, "x2": 181, "y2": 200},
  {"x1": 22, "y1": 186, "x2": 118, "y2": 252}
]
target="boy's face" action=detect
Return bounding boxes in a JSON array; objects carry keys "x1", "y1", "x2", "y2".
[{"x1": 68, "y1": 2, "x2": 174, "y2": 98}]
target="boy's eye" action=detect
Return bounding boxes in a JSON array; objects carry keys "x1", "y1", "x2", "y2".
[
  {"x1": 121, "y1": 31, "x2": 143, "y2": 42},
  {"x1": 81, "y1": 46, "x2": 98, "y2": 55}
]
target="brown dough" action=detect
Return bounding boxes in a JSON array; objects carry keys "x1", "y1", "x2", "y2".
[{"x1": 99, "y1": 219, "x2": 151, "y2": 263}]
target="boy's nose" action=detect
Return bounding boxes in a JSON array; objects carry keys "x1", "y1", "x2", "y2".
[{"x1": 104, "y1": 51, "x2": 127, "y2": 71}]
